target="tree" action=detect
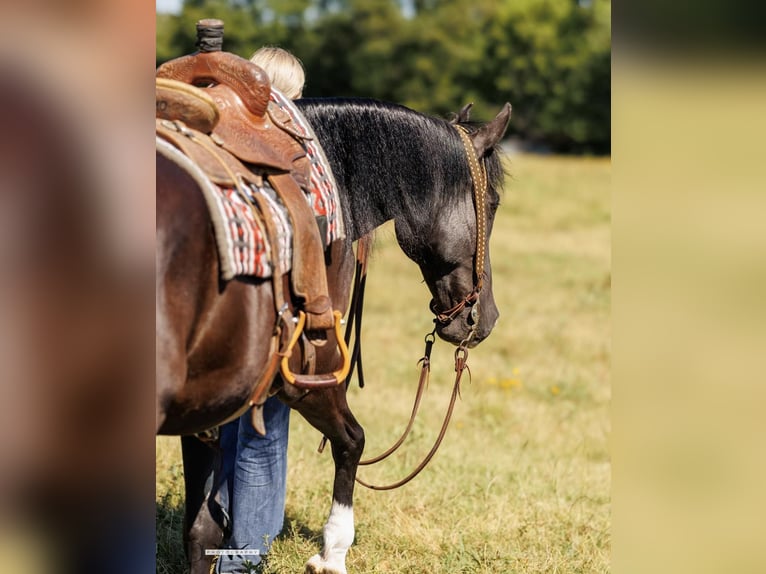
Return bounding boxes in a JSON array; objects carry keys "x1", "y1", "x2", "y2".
[
  {"x1": 156, "y1": 0, "x2": 611, "y2": 154},
  {"x1": 480, "y1": 0, "x2": 611, "y2": 152}
]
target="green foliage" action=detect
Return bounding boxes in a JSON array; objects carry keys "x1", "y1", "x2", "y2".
[
  {"x1": 156, "y1": 0, "x2": 610, "y2": 153},
  {"x1": 482, "y1": 0, "x2": 611, "y2": 153}
]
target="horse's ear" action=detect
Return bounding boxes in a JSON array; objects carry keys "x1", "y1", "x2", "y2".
[
  {"x1": 450, "y1": 102, "x2": 473, "y2": 124},
  {"x1": 470, "y1": 102, "x2": 512, "y2": 157}
]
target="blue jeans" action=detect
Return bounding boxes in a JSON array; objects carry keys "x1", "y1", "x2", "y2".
[{"x1": 215, "y1": 396, "x2": 290, "y2": 573}]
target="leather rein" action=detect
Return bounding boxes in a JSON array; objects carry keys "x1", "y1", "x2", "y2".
[{"x1": 334, "y1": 124, "x2": 489, "y2": 491}]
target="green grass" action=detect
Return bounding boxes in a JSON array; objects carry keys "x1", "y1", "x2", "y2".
[{"x1": 156, "y1": 153, "x2": 611, "y2": 573}]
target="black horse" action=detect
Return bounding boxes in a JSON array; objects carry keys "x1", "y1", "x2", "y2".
[{"x1": 162, "y1": 98, "x2": 511, "y2": 574}]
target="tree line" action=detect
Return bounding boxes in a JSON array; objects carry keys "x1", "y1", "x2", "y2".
[{"x1": 157, "y1": 0, "x2": 610, "y2": 154}]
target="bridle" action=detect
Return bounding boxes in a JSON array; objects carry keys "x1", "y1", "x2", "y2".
[
  {"x1": 429, "y1": 124, "x2": 489, "y2": 343},
  {"x1": 345, "y1": 123, "x2": 492, "y2": 490}
]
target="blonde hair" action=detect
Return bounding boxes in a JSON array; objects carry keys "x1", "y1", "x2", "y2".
[{"x1": 250, "y1": 46, "x2": 305, "y2": 99}]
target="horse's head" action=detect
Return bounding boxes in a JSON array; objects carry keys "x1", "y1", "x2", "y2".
[{"x1": 396, "y1": 103, "x2": 511, "y2": 348}]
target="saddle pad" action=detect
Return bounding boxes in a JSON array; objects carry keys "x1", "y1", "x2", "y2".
[
  {"x1": 211, "y1": 182, "x2": 292, "y2": 279},
  {"x1": 269, "y1": 88, "x2": 345, "y2": 243},
  {"x1": 157, "y1": 136, "x2": 291, "y2": 280}
]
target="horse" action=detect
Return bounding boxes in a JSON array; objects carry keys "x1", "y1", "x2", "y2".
[{"x1": 157, "y1": 96, "x2": 511, "y2": 574}]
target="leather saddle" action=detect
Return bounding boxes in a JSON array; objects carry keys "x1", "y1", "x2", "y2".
[{"x1": 156, "y1": 49, "x2": 349, "y2": 395}]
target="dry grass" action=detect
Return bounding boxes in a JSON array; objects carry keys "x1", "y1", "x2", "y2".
[{"x1": 156, "y1": 153, "x2": 611, "y2": 573}]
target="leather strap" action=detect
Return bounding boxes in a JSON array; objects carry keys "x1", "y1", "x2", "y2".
[
  {"x1": 269, "y1": 172, "x2": 335, "y2": 332},
  {"x1": 247, "y1": 334, "x2": 282, "y2": 435},
  {"x1": 344, "y1": 234, "x2": 373, "y2": 388},
  {"x1": 355, "y1": 340, "x2": 471, "y2": 491},
  {"x1": 317, "y1": 234, "x2": 373, "y2": 454},
  {"x1": 454, "y1": 125, "x2": 488, "y2": 294},
  {"x1": 430, "y1": 125, "x2": 488, "y2": 326},
  {"x1": 357, "y1": 330, "x2": 434, "y2": 466}
]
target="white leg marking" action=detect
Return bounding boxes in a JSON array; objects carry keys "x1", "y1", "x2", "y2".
[{"x1": 305, "y1": 500, "x2": 354, "y2": 574}]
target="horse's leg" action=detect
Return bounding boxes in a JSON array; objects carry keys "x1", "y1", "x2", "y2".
[
  {"x1": 287, "y1": 385, "x2": 364, "y2": 574},
  {"x1": 182, "y1": 435, "x2": 227, "y2": 574}
]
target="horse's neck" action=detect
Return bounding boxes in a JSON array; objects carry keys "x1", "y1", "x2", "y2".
[
  {"x1": 299, "y1": 99, "x2": 456, "y2": 242},
  {"x1": 335, "y1": 136, "x2": 452, "y2": 242},
  {"x1": 338, "y1": 170, "x2": 425, "y2": 241}
]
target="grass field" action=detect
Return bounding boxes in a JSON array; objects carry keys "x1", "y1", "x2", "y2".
[{"x1": 157, "y1": 153, "x2": 611, "y2": 573}]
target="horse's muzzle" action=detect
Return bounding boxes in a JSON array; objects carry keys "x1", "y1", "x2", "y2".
[{"x1": 434, "y1": 303, "x2": 498, "y2": 348}]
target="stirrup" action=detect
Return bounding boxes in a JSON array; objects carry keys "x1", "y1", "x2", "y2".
[{"x1": 280, "y1": 310, "x2": 351, "y2": 389}]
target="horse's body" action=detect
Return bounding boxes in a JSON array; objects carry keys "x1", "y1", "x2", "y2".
[{"x1": 157, "y1": 97, "x2": 510, "y2": 574}]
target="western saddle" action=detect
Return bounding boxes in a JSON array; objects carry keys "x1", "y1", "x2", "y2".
[{"x1": 156, "y1": 20, "x2": 349, "y2": 415}]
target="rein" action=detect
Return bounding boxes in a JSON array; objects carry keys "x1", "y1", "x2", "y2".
[
  {"x1": 345, "y1": 124, "x2": 485, "y2": 491},
  {"x1": 355, "y1": 330, "x2": 472, "y2": 491}
]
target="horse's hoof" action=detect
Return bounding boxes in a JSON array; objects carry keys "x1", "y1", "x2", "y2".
[{"x1": 304, "y1": 553, "x2": 347, "y2": 574}]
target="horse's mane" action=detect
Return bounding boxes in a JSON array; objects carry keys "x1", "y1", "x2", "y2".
[{"x1": 296, "y1": 97, "x2": 505, "y2": 238}]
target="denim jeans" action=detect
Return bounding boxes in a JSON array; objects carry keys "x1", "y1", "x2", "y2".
[{"x1": 215, "y1": 395, "x2": 290, "y2": 573}]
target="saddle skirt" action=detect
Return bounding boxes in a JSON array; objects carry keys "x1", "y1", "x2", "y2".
[{"x1": 156, "y1": 132, "x2": 292, "y2": 279}]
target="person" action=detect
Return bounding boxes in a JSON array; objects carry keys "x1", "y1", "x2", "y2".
[
  {"x1": 250, "y1": 46, "x2": 305, "y2": 99},
  {"x1": 215, "y1": 47, "x2": 306, "y2": 574}
]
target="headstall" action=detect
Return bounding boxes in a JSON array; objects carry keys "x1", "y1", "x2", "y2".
[{"x1": 429, "y1": 124, "x2": 489, "y2": 344}]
